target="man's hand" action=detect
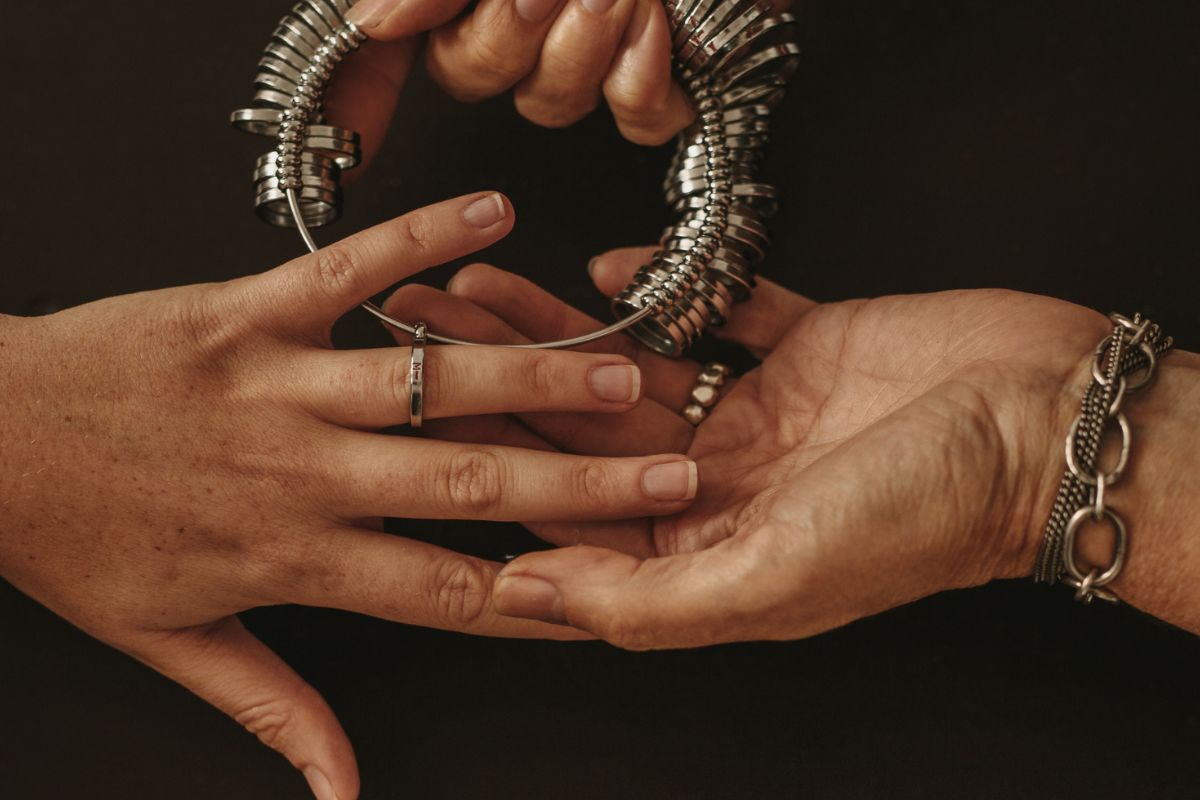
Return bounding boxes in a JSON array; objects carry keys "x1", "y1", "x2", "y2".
[{"x1": 0, "y1": 199, "x2": 699, "y2": 799}]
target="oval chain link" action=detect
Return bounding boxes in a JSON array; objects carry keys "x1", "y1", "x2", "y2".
[{"x1": 1037, "y1": 312, "x2": 1174, "y2": 602}]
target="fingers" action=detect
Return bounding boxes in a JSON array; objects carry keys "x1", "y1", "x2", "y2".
[
  {"x1": 447, "y1": 263, "x2": 699, "y2": 408},
  {"x1": 298, "y1": 345, "x2": 643, "y2": 429},
  {"x1": 425, "y1": 0, "x2": 565, "y2": 103},
  {"x1": 326, "y1": 434, "x2": 698, "y2": 521},
  {"x1": 589, "y1": 246, "x2": 818, "y2": 357},
  {"x1": 422, "y1": 413, "x2": 658, "y2": 556},
  {"x1": 346, "y1": 0, "x2": 475, "y2": 38},
  {"x1": 602, "y1": 0, "x2": 695, "y2": 145},
  {"x1": 255, "y1": 193, "x2": 514, "y2": 336},
  {"x1": 324, "y1": 38, "x2": 420, "y2": 174},
  {"x1": 512, "y1": 0, "x2": 638, "y2": 128},
  {"x1": 492, "y1": 538, "x2": 773, "y2": 649},
  {"x1": 383, "y1": 282, "x2": 694, "y2": 456},
  {"x1": 282, "y1": 529, "x2": 591, "y2": 639},
  {"x1": 130, "y1": 618, "x2": 358, "y2": 800}
]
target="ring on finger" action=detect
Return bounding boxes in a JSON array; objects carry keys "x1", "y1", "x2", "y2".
[
  {"x1": 410, "y1": 322, "x2": 427, "y2": 429},
  {"x1": 682, "y1": 361, "x2": 731, "y2": 426}
]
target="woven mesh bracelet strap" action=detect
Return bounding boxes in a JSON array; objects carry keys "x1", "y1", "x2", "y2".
[
  {"x1": 1035, "y1": 312, "x2": 1174, "y2": 604},
  {"x1": 230, "y1": 0, "x2": 799, "y2": 357}
]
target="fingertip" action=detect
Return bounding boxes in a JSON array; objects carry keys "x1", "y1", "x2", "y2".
[
  {"x1": 461, "y1": 191, "x2": 512, "y2": 232},
  {"x1": 446, "y1": 262, "x2": 501, "y2": 298},
  {"x1": 589, "y1": 247, "x2": 656, "y2": 296}
]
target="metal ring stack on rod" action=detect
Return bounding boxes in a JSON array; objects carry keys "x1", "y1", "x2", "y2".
[{"x1": 231, "y1": 0, "x2": 798, "y2": 356}]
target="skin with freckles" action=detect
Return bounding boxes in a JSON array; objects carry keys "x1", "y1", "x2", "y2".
[
  {"x1": 383, "y1": 247, "x2": 1200, "y2": 649},
  {"x1": 0, "y1": 197, "x2": 702, "y2": 800}
]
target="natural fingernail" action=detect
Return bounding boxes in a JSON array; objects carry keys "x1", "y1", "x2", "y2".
[
  {"x1": 494, "y1": 576, "x2": 566, "y2": 624},
  {"x1": 345, "y1": 0, "x2": 393, "y2": 29},
  {"x1": 582, "y1": 0, "x2": 618, "y2": 15},
  {"x1": 516, "y1": 0, "x2": 559, "y2": 23},
  {"x1": 303, "y1": 766, "x2": 339, "y2": 800},
  {"x1": 589, "y1": 364, "x2": 640, "y2": 403},
  {"x1": 462, "y1": 193, "x2": 506, "y2": 228},
  {"x1": 643, "y1": 460, "x2": 698, "y2": 502}
]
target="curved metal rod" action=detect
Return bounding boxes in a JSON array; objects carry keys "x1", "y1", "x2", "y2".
[{"x1": 287, "y1": 188, "x2": 650, "y2": 348}]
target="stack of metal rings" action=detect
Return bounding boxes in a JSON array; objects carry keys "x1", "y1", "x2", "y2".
[
  {"x1": 231, "y1": 0, "x2": 365, "y2": 227},
  {"x1": 232, "y1": 0, "x2": 797, "y2": 358},
  {"x1": 614, "y1": 0, "x2": 798, "y2": 355}
]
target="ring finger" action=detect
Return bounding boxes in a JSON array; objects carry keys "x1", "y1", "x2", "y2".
[
  {"x1": 383, "y1": 283, "x2": 695, "y2": 456},
  {"x1": 297, "y1": 344, "x2": 643, "y2": 429}
]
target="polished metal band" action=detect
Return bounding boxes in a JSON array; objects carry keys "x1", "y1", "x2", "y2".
[
  {"x1": 231, "y1": 0, "x2": 797, "y2": 357},
  {"x1": 409, "y1": 322, "x2": 427, "y2": 429}
]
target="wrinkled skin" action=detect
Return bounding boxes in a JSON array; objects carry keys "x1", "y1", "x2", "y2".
[{"x1": 383, "y1": 251, "x2": 1120, "y2": 648}]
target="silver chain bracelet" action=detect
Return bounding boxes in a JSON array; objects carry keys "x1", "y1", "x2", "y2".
[{"x1": 1034, "y1": 312, "x2": 1174, "y2": 603}]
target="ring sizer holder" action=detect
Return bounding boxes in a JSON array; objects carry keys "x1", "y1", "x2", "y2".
[{"x1": 231, "y1": 0, "x2": 798, "y2": 356}]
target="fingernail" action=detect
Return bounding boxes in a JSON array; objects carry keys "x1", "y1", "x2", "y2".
[
  {"x1": 462, "y1": 193, "x2": 506, "y2": 228},
  {"x1": 303, "y1": 766, "x2": 339, "y2": 800},
  {"x1": 345, "y1": 0, "x2": 393, "y2": 29},
  {"x1": 589, "y1": 364, "x2": 640, "y2": 403},
  {"x1": 582, "y1": 0, "x2": 618, "y2": 15},
  {"x1": 516, "y1": 0, "x2": 559, "y2": 23},
  {"x1": 643, "y1": 460, "x2": 698, "y2": 502},
  {"x1": 494, "y1": 576, "x2": 566, "y2": 624}
]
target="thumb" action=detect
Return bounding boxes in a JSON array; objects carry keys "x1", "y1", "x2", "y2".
[
  {"x1": 128, "y1": 617, "x2": 357, "y2": 800},
  {"x1": 324, "y1": 37, "x2": 420, "y2": 175},
  {"x1": 492, "y1": 541, "x2": 768, "y2": 650}
]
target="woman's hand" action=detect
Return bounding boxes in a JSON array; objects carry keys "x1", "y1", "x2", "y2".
[
  {"x1": 329, "y1": 0, "x2": 793, "y2": 163},
  {"x1": 381, "y1": 247, "x2": 1153, "y2": 648},
  {"x1": 0, "y1": 200, "x2": 699, "y2": 800}
]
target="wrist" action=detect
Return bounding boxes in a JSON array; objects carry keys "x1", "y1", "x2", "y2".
[
  {"x1": 1086, "y1": 351, "x2": 1200, "y2": 627},
  {"x1": 1006, "y1": 314, "x2": 1200, "y2": 626}
]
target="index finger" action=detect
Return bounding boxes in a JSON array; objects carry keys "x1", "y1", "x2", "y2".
[{"x1": 252, "y1": 192, "x2": 515, "y2": 336}]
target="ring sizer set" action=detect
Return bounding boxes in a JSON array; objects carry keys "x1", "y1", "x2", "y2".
[{"x1": 231, "y1": 0, "x2": 798, "y2": 357}]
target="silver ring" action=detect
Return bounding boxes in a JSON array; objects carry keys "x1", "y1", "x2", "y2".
[
  {"x1": 682, "y1": 361, "x2": 732, "y2": 426},
  {"x1": 409, "y1": 322, "x2": 427, "y2": 429},
  {"x1": 234, "y1": 0, "x2": 798, "y2": 357}
]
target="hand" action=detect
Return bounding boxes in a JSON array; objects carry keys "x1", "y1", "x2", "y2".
[
  {"x1": 382, "y1": 247, "x2": 1120, "y2": 649},
  {"x1": 0, "y1": 200, "x2": 699, "y2": 799},
  {"x1": 331, "y1": 0, "x2": 792, "y2": 160}
]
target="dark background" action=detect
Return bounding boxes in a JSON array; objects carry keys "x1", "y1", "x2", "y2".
[{"x1": 3, "y1": 1, "x2": 1199, "y2": 798}]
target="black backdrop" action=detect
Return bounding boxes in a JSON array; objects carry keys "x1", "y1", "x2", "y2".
[{"x1": 3, "y1": 1, "x2": 1199, "y2": 798}]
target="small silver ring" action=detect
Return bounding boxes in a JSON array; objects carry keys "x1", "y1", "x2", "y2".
[
  {"x1": 409, "y1": 322, "x2": 427, "y2": 429},
  {"x1": 682, "y1": 361, "x2": 732, "y2": 426}
]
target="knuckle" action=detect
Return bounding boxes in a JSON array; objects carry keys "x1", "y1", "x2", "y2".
[
  {"x1": 235, "y1": 695, "x2": 308, "y2": 753},
  {"x1": 396, "y1": 211, "x2": 434, "y2": 255},
  {"x1": 312, "y1": 243, "x2": 367, "y2": 302},
  {"x1": 465, "y1": 35, "x2": 528, "y2": 91},
  {"x1": 440, "y1": 448, "x2": 505, "y2": 515},
  {"x1": 568, "y1": 459, "x2": 614, "y2": 509},
  {"x1": 515, "y1": 90, "x2": 597, "y2": 129},
  {"x1": 429, "y1": 556, "x2": 493, "y2": 628},
  {"x1": 522, "y1": 351, "x2": 563, "y2": 402}
]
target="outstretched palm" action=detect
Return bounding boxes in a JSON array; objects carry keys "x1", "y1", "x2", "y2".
[{"x1": 388, "y1": 254, "x2": 1108, "y2": 643}]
